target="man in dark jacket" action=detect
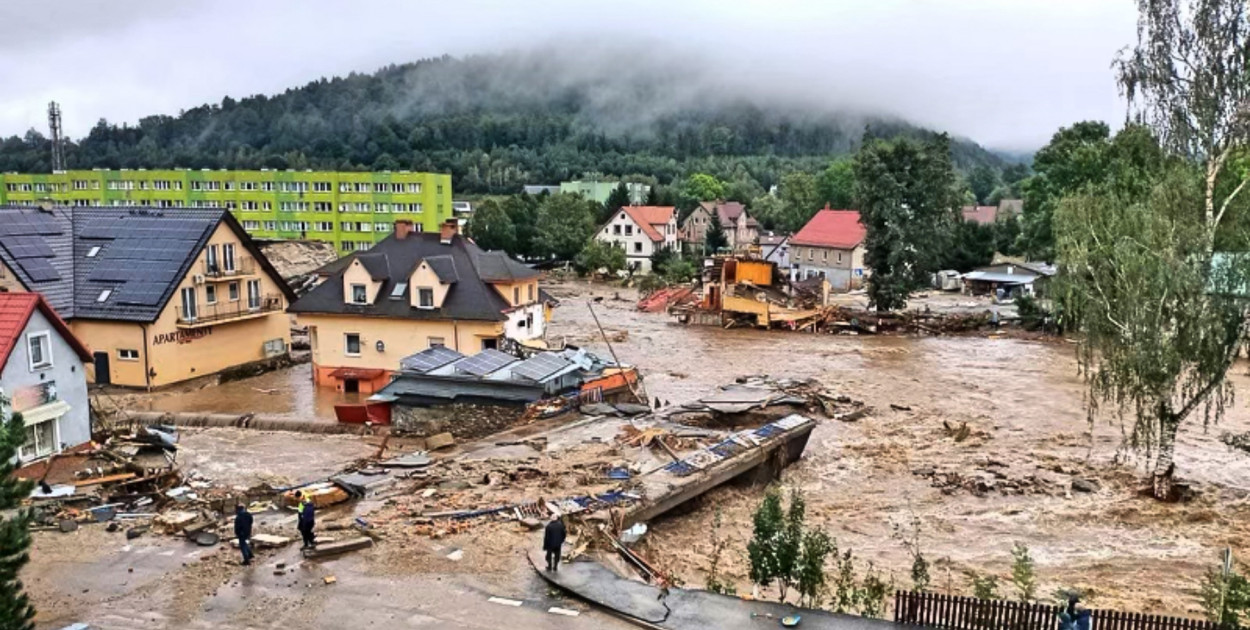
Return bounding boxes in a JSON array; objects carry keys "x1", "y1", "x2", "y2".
[
  {"x1": 296, "y1": 492, "x2": 317, "y2": 549},
  {"x1": 234, "y1": 504, "x2": 254, "y2": 565},
  {"x1": 543, "y1": 515, "x2": 567, "y2": 571}
]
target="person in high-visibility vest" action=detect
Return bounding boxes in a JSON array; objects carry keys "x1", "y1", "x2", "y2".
[{"x1": 295, "y1": 491, "x2": 317, "y2": 549}]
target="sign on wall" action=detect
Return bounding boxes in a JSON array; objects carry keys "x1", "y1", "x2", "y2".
[{"x1": 152, "y1": 327, "x2": 214, "y2": 346}]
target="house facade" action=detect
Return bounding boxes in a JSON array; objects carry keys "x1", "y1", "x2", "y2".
[
  {"x1": 594, "y1": 206, "x2": 679, "y2": 273},
  {"x1": 0, "y1": 206, "x2": 295, "y2": 388},
  {"x1": 680, "y1": 201, "x2": 759, "y2": 252},
  {"x1": 288, "y1": 219, "x2": 548, "y2": 394},
  {"x1": 789, "y1": 207, "x2": 868, "y2": 291},
  {"x1": 0, "y1": 293, "x2": 92, "y2": 463}
]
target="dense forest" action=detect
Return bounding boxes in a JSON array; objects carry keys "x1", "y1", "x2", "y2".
[{"x1": 0, "y1": 50, "x2": 1011, "y2": 194}]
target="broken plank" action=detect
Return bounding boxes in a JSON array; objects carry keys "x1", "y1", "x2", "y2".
[{"x1": 72, "y1": 473, "x2": 136, "y2": 486}]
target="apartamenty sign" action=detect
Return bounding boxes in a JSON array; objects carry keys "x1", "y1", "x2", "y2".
[{"x1": 152, "y1": 327, "x2": 214, "y2": 346}]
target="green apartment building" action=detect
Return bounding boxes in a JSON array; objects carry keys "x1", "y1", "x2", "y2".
[
  {"x1": 0, "y1": 169, "x2": 452, "y2": 253},
  {"x1": 559, "y1": 179, "x2": 650, "y2": 205}
]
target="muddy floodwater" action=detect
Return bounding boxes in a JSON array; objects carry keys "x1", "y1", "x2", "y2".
[
  {"x1": 119, "y1": 362, "x2": 344, "y2": 422},
  {"x1": 546, "y1": 280, "x2": 1250, "y2": 617}
]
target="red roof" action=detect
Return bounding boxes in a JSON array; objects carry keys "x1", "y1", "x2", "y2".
[
  {"x1": 621, "y1": 206, "x2": 676, "y2": 242},
  {"x1": 790, "y1": 208, "x2": 867, "y2": 250},
  {"x1": 0, "y1": 292, "x2": 91, "y2": 369},
  {"x1": 961, "y1": 206, "x2": 998, "y2": 225}
]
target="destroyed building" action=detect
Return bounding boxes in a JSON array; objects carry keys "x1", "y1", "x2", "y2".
[{"x1": 369, "y1": 345, "x2": 639, "y2": 438}]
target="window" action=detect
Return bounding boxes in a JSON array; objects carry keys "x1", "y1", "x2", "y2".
[
  {"x1": 625, "y1": 225, "x2": 633, "y2": 236},
  {"x1": 822, "y1": 250, "x2": 828, "y2": 262},
  {"x1": 342, "y1": 222, "x2": 355, "y2": 232},
  {"x1": 87, "y1": 246, "x2": 101, "y2": 258},
  {"x1": 837, "y1": 251, "x2": 843, "y2": 263},
  {"x1": 73, "y1": 180, "x2": 88, "y2": 190},
  {"x1": 428, "y1": 337, "x2": 445, "y2": 348},
  {"x1": 262, "y1": 182, "x2": 274, "y2": 192},
  {"x1": 206, "y1": 245, "x2": 219, "y2": 272},
  {"x1": 408, "y1": 203, "x2": 423, "y2": 213},
  {"x1": 241, "y1": 201, "x2": 259, "y2": 211},
  {"x1": 205, "y1": 284, "x2": 217, "y2": 304},
  {"x1": 481, "y1": 338, "x2": 498, "y2": 350},
  {"x1": 354, "y1": 183, "x2": 370, "y2": 193},
  {"x1": 180, "y1": 287, "x2": 197, "y2": 321},
  {"x1": 407, "y1": 183, "x2": 422, "y2": 193},
  {"x1": 118, "y1": 349, "x2": 139, "y2": 361},
  {"x1": 224, "y1": 181, "x2": 235, "y2": 191},
  {"x1": 613, "y1": 225, "x2": 621, "y2": 235},
  {"x1": 528, "y1": 284, "x2": 534, "y2": 302},
  {"x1": 351, "y1": 283, "x2": 367, "y2": 304},
  {"x1": 374, "y1": 223, "x2": 392, "y2": 233},
  {"x1": 808, "y1": 249, "x2": 814, "y2": 261},
  {"x1": 634, "y1": 242, "x2": 642, "y2": 253},
  {"x1": 228, "y1": 282, "x2": 239, "y2": 301},
  {"x1": 27, "y1": 332, "x2": 51, "y2": 370},
  {"x1": 390, "y1": 282, "x2": 407, "y2": 299},
  {"x1": 436, "y1": 185, "x2": 444, "y2": 194},
  {"x1": 375, "y1": 203, "x2": 389, "y2": 213},
  {"x1": 313, "y1": 202, "x2": 332, "y2": 212},
  {"x1": 313, "y1": 181, "x2": 331, "y2": 192},
  {"x1": 314, "y1": 222, "x2": 333, "y2": 232},
  {"x1": 240, "y1": 181, "x2": 257, "y2": 191},
  {"x1": 247, "y1": 279, "x2": 261, "y2": 310},
  {"x1": 513, "y1": 287, "x2": 520, "y2": 304},
  {"x1": 345, "y1": 333, "x2": 362, "y2": 356},
  {"x1": 355, "y1": 203, "x2": 370, "y2": 213},
  {"x1": 19, "y1": 418, "x2": 57, "y2": 461},
  {"x1": 418, "y1": 288, "x2": 434, "y2": 308},
  {"x1": 96, "y1": 289, "x2": 111, "y2": 303},
  {"x1": 339, "y1": 183, "x2": 351, "y2": 193},
  {"x1": 264, "y1": 221, "x2": 276, "y2": 231}
]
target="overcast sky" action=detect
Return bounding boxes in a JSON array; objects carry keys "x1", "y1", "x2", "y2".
[{"x1": 0, "y1": 0, "x2": 1137, "y2": 151}]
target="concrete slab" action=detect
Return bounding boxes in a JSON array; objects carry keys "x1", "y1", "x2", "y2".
[
  {"x1": 302, "y1": 536, "x2": 373, "y2": 559},
  {"x1": 527, "y1": 550, "x2": 669, "y2": 624}
]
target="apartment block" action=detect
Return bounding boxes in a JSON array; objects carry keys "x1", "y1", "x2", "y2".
[{"x1": 0, "y1": 169, "x2": 452, "y2": 254}]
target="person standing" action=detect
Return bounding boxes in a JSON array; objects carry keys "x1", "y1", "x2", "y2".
[
  {"x1": 543, "y1": 515, "x2": 566, "y2": 572},
  {"x1": 234, "y1": 503, "x2": 254, "y2": 566},
  {"x1": 296, "y1": 492, "x2": 317, "y2": 549}
]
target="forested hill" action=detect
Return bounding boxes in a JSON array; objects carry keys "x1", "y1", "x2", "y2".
[{"x1": 0, "y1": 50, "x2": 1007, "y2": 194}]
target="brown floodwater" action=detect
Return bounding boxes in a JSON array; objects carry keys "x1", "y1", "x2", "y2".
[
  {"x1": 124, "y1": 362, "x2": 345, "y2": 422},
  {"x1": 113, "y1": 278, "x2": 1250, "y2": 616},
  {"x1": 545, "y1": 280, "x2": 1250, "y2": 617}
]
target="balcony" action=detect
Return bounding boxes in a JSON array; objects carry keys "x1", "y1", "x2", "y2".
[
  {"x1": 177, "y1": 294, "x2": 283, "y2": 328},
  {"x1": 201, "y1": 255, "x2": 256, "y2": 280}
]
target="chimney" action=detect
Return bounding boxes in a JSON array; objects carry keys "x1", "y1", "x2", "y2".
[
  {"x1": 394, "y1": 220, "x2": 415, "y2": 240},
  {"x1": 439, "y1": 218, "x2": 459, "y2": 244}
]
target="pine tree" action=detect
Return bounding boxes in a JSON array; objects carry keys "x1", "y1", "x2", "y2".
[
  {"x1": 704, "y1": 216, "x2": 729, "y2": 254},
  {"x1": 0, "y1": 393, "x2": 36, "y2": 630}
]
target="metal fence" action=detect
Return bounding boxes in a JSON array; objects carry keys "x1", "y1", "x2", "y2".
[{"x1": 893, "y1": 591, "x2": 1220, "y2": 630}]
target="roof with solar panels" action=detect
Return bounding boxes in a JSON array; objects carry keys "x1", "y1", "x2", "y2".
[
  {"x1": 0, "y1": 205, "x2": 295, "y2": 322},
  {"x1": 378, "y1": 345, "x2": 615, "y2": 403}
]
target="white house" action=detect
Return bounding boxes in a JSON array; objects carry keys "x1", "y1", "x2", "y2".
[
  {"x1": 594, "y1": 206, "x2": 679, "y2": 273},
  {"x1": 0, "y1": 292, "x2": 93, "y2": 464}
]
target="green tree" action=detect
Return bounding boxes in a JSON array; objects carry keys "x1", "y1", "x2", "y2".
[
  {"x1": 749, "y1": 194, "x2": 786, "y2": 231},
  {"x1": 854, "y1": 134, "x2": 962, "y2": 310},
  {"x1": 649, "y1": 247, "x2": 679, "y2": 277},
  {"x1": 704, "y1": 510, "x2": 735, "y2": 596},
  {"x1": 604, "y1": 182, "x2": 632, "y2": 218},
  {"x1": 535, "y1": 193, "x2": 598, "y2": 260},
  {"x1": 662, "y1": 258, "x2": 697, "y2": 284},
  {"x1": 778, "y1": 171, "x2": 822, "y2": 233},
  {"x1": 967, "y1": 571, "x2": 1000, "y2": 600},
  {"x1": 0, "y1": 393, "x2": 36, "y2": 630},
  {"x1": 1019, "y1": 121, "x2": 1115, "y2": 262},
  {"x1": 465, "y1": 199, "x2": 516, "y2": 254},
  {"x1": 685, "y1": 173, "x2": 727, "y2": 202},
  {"x1": 773, "y1": 489, "x2": 806, "y2": 602},
  {"x1": 503, "y1": 194, "x2": 541, "y2": 259},
  {"x1": 747, "y1": 488, "x2": 784, "y2": 596},
  {"x1": 1054, "y1": 0, "x2": 1250, "y2": 499},
  {"x1": 1010, "y1": 542, "x2": 1037, "y2": 602},
  {"x1": 796, "y1": 529, "x2": 833, "y2": 608},
  {"x1": 1056, "y1": 165, "x2": 1250, "y2": 499},
  {"x1": 1199, "y1": 553, "x2": 1250, "y2": 628},
  {"x1": 704, "y1": 216, "x2": 729, "y2": 254},
  {"x1": 574, "y1": 239, "x2": 626, "y2": 276},
  {"x1": 645, "y1": 186, "x2": 661, "y2": 206},
  {"x1": 966, "y1": 165, "x2": 999, "y2": 205},
  {"x1": 816, "y1": 158, "x2": 856, "y2": 208}
]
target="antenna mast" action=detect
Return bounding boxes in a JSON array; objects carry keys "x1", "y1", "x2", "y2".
[{"x1": 48, "y1": 101, "x2": 65, "y2": 172}]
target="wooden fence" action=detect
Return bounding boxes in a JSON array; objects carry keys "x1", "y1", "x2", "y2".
[{"x1": 893, "y1": 591, "x2": 1221, "y2": 630}]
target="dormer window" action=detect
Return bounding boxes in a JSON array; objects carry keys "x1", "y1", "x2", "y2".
[
  {"x1": 390, "y1": 282, "x2": 407, "y2": 299},
  {"x1": 417, "y1": 288, "x2": 434, "y2": 309},
  {"x1": 351, "y1": 284, "x2": 367, "y2": 304}
]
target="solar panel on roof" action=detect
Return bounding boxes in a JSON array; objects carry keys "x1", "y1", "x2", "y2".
[
  {"x1": 510, "y1": 353, "x2": 573, "y2": 382},
  {"x1": 18, "y1": 258, "x2": 59, "y2": 283},
  {"x1": 400, "y1": 346, "x2": 465, "y2": 373},
  {"x1": 454, "y1": 349, "x2": 518, "y2": 376}
]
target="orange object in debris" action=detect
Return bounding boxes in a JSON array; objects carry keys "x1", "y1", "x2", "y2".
[
  {"x1": 334, "y1": 402, "x2": 391, "y2": 425},
  {"x1": 636, "y1": 286, "x2": 694, "y2": 312},
  {"x1": 583, "y1": 367, "x2": 639, "y2": 395}
]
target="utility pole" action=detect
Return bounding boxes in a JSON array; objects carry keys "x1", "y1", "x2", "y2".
[{"x1": 47, "y1": 101, "x2": 65, "y2": 172}]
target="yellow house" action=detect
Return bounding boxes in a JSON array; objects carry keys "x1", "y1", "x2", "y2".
[
  {"x1": 289, "y1": 219, "x2": 548, "y2": 394},
  {"x1": 0, "y1": 206, "x2": 295, "y2": 388}
]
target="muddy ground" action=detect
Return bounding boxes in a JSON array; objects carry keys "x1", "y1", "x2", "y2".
[{"x1": 545, "y1": 279, "x2": 1250, "y2": 618}]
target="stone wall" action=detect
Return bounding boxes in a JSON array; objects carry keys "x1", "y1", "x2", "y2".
[{"x1": 391, "y1": 403, "x2": 525, "y2": 440}]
